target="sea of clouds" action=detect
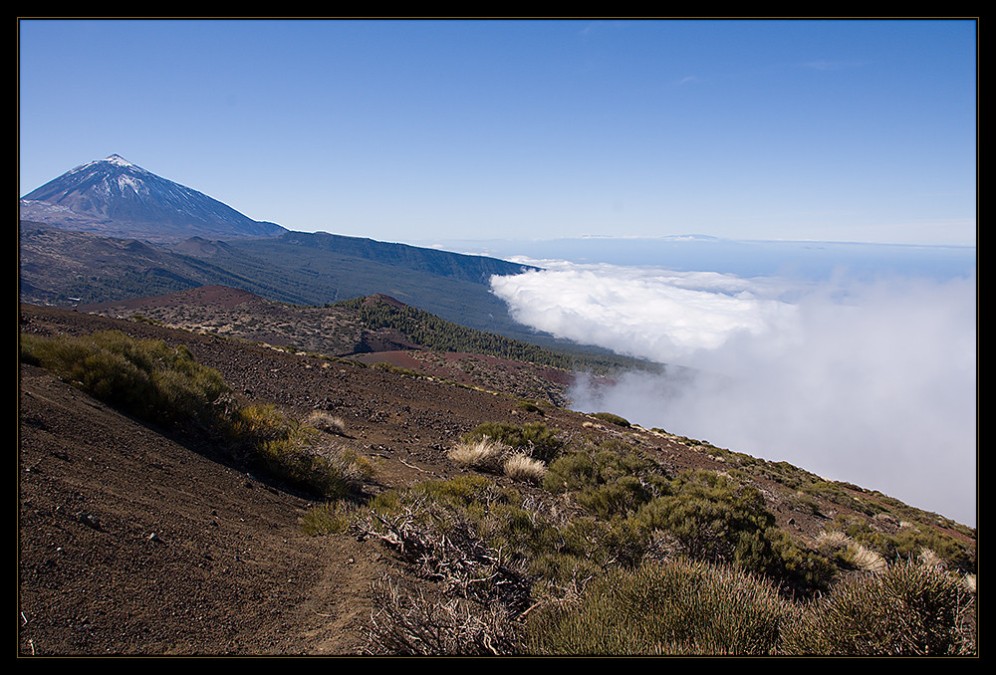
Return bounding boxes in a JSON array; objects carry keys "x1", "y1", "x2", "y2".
[{"x1": 490, "y1": 258, "x2": 977, "y2": 526}]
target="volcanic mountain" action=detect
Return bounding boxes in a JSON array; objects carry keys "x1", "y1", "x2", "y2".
[
  {"x1": 19, "y1": 156, "x2": 544, "y2": 341},
  {"x1": 19, "y1": 154, "x2": 286, "y2": 242}
]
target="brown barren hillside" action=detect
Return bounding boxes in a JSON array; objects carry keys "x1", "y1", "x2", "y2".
[
  {"x1": 18, "y1": 304, "x2": 976, "y2": 656},
  {"x1": 83, "y1": 285, "x2": 580, "y2": 405}
]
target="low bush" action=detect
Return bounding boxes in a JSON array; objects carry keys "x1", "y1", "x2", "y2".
[
  {"x1": 765, "y1": 528, "x2": 837, "y2": 595},
  {"x1": 780, "y1": 559, "x2": 977, "y2": 655},
  {"x1": 20, "y1": 330, "x2": 228, "y2": 428},
  {"x1": 515, "y1": 400, "x2": 545, "y2": 416},
  {"x1": 576, "y1": 475, "x2": 654, "y2": 519},
  {"x1": 526, "y1": 558, "x2": 790, "y2": 655},
  {"x1": 543, "y1": 439, "x2": 669, "y2": 498},
  {"x1": 590, "y1": 411, "x2": 631, "y2": 428},
  {"x1": 830, "y1": 515, "x2": 976, "y2": 574},
  {"x1": 633, "y1": 470, "x2": 775, "y2": 568},
  {"x1": 631, "y1": 470, "x2": 834, "y2": 595},
  {"x1": 371, "y1": 362, "x2": 422, "y2": 378},
  {"x1": 229, "y1": 404, "x2": 370, "y2": 500}
]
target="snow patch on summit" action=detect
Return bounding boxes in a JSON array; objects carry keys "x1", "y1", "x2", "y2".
[
  {"x1": 117, "y1": 174, "x2": 145, "y2": 193},
  {"x1": 105, "y1": 154, "x2": 135, "y2": 167}
]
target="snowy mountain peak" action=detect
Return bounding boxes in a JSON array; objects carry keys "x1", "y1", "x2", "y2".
[
  {"x1": 104, "y1": 154, "x2": 136, "y2": 167},
  {"x1": 67, "y1": 154, "x2": 147, "y2": 177},
  {"x1": 20, "y1": 155, "x2": 286, "y2": 242}
]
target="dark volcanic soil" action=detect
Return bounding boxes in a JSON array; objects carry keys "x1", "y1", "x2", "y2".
[{"x1": 20, "y1": 363, "x2": 383, "y2": 655}]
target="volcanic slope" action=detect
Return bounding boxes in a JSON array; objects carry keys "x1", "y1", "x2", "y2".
[{"x1": 18, "y1": 305, "x2": 976, "y2": 655}]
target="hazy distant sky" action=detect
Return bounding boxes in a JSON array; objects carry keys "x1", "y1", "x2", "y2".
[{"x1": 19, "y1": 18, "x2": 977, "y2": 246}]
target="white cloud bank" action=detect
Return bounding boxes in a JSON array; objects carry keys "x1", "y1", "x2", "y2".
[{"x1": 491, "y1": 262, "x2": 977, "y2": 526}]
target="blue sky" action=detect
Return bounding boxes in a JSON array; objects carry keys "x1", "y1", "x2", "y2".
[{"x1": 19, "y1": 18, "x2": 977, "y2": 245}]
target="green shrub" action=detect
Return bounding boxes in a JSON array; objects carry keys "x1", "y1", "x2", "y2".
[
  {"x1": 371, "y1": 362, "x2": 422, "y2": 378},
  {"x1": 888, "y1": 526, "x2": 976, "y2": 573},
  {"x1": 634, "y1": 470, "x2": 775, "y2": 568},
  {"x1": 802, "y1": 480, "x2": 877, "y2": 516},
  {"x1": 542, "y1": 449, "x2": 599, "y2": 493},
  {"x1": 527, "y1": 552, "x2": 603, "y2": 601},
  {"x1": 515, "y1": 400, "x2": 545, "y2": 416},
  {"x1": 301, "y1": 501, "x2": 360, "y2": 536},
  {"x1": 590, "y1": 411, "x2": 631, "y2": 428},
  {"x1": 576, "y1": 475, "x2": 654, "y2": 519},
  {"x1": 20, "y1": 330, "x2": 228, "y2": 427},
  {"x1": 545, "y1": 514, "x2": 648, "y2": 571},
  {"x1": 831, "y1": 516, "x2": 976, "y2": 574},
  {"x1": 369, "y1": 476, "x2": 539, "y2": 548},
  {"x1": 543, "y1": 439, "x2": 669, "y2": 497},
  {"x1": 375, "y1": 474, "x2": 497, "y2": 514},
  {"x1": 229, "y1": 403, "x2": 371, "y2": 499},
  {"x1": 627, "y1": 470, "x2": 832, "y2": 595},
  {"x1": 765, "y1": 528, "x2": 837, "y2": 595},
  {"x1": 780, "y1": 559, "x2": 977, "y2": 655},
  {"x1": 527, "y1": 558, "x2": 790, "y2": 655}
]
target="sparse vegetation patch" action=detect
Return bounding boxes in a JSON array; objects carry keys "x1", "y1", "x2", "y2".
[{"x1": 21, "y1": 329, "x2": 374, "y2": 501}]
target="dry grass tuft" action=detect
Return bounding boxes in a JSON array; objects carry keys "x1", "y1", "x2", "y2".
[
  {"x1": 503, "y1": 453, "x2": 547, "y2": 484},
  {"x1": 448, "y1": 438, "x2": 509, "y2": 473},
  {"x1": 815, "y1": 530, "x2": 851, "y2": 554},
  {"x1": 815, "y1": 531, "x2": 887, "y2": 574},
  {"x1": 919, "y1": 546, "x2": 945, "y2": 569},
  {"x1": 962, "y1": 573, "x2": 976, "y2": 593},
  {"x1": 847, "y1": 543, "x2": 888, "y2": 574},
  {"x1": 305, "y1": 410, "x2": 348, "y2": 435}
]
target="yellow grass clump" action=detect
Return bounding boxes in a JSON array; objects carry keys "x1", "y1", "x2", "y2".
[
  {"x1": 503, "y1": 453, "x2": 547, "y2": 484},
  {"x1": 448, "y1": 438, "x2": 509, "y2": 472}
]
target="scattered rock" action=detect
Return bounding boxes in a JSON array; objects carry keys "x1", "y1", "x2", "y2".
[{"x1": 77, "y1": 512, "x2": 101, "y2": 530}]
